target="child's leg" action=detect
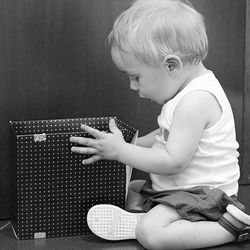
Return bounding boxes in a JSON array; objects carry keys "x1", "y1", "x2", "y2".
[
  {"x1": 136, "y1": 204, "x2": 236, "y2": 250},
  {"x1": 87, "y1": 203, "x2": 250, "y2": 248},
  {"x1": 125, "y1": 179, "x2": 146, "y2": 211}
]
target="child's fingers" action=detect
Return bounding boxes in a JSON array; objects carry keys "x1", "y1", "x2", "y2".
[
  {"x1": 82, "y1": 155, "x2": 102, "y2": 165},
  {"x1": 70, "y1": 136, "x2": 96, "y2": 147},
  {"x1": 71, "y1": 146, "x2": 98, "y2": 155},
  {"x1": 81, "y1": 124, "x2": 104, "y2": 139},
  {"x1": 109, "y1": 119, "x2": 123, "y2": 137}
]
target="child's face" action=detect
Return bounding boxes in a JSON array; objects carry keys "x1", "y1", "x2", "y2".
[{"x1": 111, "y1": 48, "x2": 180, "y2": 105}]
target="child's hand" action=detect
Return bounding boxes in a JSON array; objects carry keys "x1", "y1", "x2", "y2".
[{"x1": 70, "y1": 119, "x2": 125, "y2": 164}]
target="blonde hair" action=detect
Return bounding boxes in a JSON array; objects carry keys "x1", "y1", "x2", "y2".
[{"x1": 108, "y1": 0, "x2": 208, "y2": 65}]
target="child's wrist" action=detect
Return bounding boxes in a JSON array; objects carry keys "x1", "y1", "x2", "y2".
[{"x1": 116, "y1": 141, "x2": 127, "y2": 163}]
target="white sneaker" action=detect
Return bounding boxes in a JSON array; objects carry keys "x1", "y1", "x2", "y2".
[{"x1": 87, "y1": 204, "x2": 144, "y2": 241}]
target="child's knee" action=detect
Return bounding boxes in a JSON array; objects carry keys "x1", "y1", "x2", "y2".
[
  {"x1": 135, "y1": 218, "x2": 161, "y2": 250},
  {"x1": 128, "y1": 179, "x2": 146, "y2": 193},
  {"x1": 126, "y1": 180, "x2": 146, "y2": 211}
]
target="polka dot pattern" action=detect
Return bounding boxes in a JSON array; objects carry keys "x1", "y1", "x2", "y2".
[{"x1": 9, "y1": 117, "x2": 137, "y2": 240}]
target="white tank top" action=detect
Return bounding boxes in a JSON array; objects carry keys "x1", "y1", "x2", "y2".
[{"x1": 150, "y1": 71, "x2": 240, "y2": 196}]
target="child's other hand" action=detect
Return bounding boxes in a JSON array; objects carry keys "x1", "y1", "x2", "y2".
[{"x1": 70, "y1": 119, "x2": 125, "y2": 164}]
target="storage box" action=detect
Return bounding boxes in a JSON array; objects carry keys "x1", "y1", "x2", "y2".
[{"x1": 9, "y1": 117, "x2": 137, "y2": 240}]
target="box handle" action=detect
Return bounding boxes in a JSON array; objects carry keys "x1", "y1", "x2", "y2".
[{"x1": 34, "y1": 133, "x2": 46, "y2": 142}]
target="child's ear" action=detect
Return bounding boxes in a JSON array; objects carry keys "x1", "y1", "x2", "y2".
[{"x1": 163, "y1": 55, "x2": 183, "y2": 73}]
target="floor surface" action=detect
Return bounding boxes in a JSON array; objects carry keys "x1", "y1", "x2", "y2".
[{"x1": 0, "y1": 222, "x2": 250, "y2": 250}]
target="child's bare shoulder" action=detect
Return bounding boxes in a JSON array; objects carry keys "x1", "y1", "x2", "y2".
[{"x1": 174, "y1": 90, "x2": 222, "y2": 129}]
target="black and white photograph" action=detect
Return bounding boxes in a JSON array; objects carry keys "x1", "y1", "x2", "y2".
[{"x1": 0, "y1": 0, "x2": 250, "y2": 249}]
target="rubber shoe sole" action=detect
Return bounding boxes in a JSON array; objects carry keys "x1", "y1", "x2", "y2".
[{"x1": 87, "y1": 204, "x2": 144, "y2": 241}]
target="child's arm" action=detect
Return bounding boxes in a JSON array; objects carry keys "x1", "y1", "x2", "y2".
[
  {"x1": 70, "y1": 120, "x2": 179, "y2": 174},
  {"x1": 136, "y1": 129, "x2": 161, "y2": 147},
  {"x1": 70, "y1": 91, "x2": 221, "y2": 175}
]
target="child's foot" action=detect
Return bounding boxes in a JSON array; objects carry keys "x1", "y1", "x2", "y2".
[
  {"x1": 226, "y1": 204, "x2": 250, "y2": 241},
  {"x1": 87, "y1": 204, "x2": 145, "y2": 241}
]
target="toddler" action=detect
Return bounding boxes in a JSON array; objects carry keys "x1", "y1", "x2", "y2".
[{"x1": 70, "y1": 0, "x2": 250, "y2": 249}]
